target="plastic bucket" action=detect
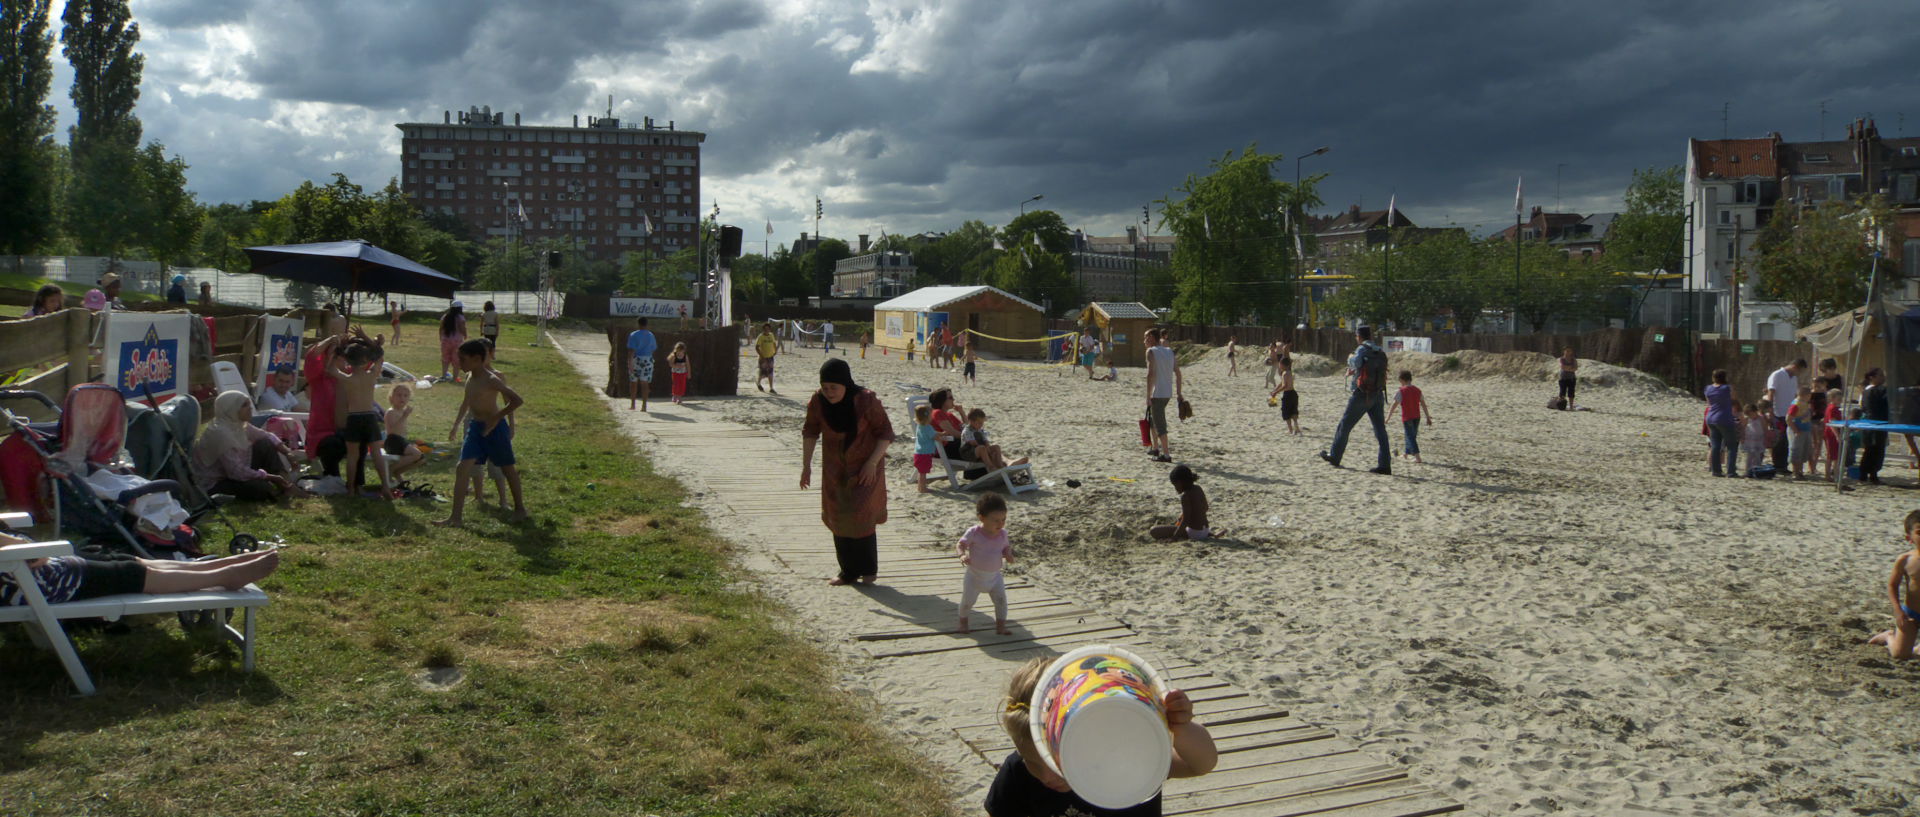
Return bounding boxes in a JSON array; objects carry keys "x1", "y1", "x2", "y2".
[{"x1": 1028, "y1": 645, "x2": 1171, "y2": 809}]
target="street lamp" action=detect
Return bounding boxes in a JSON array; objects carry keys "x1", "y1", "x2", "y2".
[
  {"x1": 1294, "y1": 146, "x2": 1329, "y2": 327},
  {"x1": 1019, "y1": 194, "x2": 1044, "y2": 215}
]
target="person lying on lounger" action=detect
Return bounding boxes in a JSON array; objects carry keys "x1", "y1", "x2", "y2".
[{"x1": 0, "y1": 532, "x2": 280, "y2": 606}]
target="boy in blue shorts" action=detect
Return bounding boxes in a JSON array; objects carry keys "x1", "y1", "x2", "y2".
[{"x1": 435, "y1": 339, "x2": 527, "y2": 526}]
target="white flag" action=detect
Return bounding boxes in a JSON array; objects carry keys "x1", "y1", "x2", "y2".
[
  {"x1": 1204, "y1": 213, "x2": 1212, "y2": 239},
  {"x1": 1032, "y1": 231, "x2": 1043, "y2": 249},
  {"x1": 1386, "y1": 194, "x2": 1396, "y2": 224},
  {"x1": 642, "y1": 214, "x2": 654, "y2": 235},
  {"x1": 1514, "y1": 176, "x2": 1524, "y2": 215},
  {"x1": 992, "y1": 237, "x2": 1004, "y2": 251},
  {"x1": 765, "y1": 220, "x2": 773, "y2": 236}
]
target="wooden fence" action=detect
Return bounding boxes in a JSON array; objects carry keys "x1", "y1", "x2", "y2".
[
  {"x1": 2, "y1": 288, "x2": 332, "y2": 408},
  {"x1": 600, "y1": 323, "x2": 741, "y2": 398}
]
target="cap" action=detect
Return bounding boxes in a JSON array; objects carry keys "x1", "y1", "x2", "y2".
[
  {"x1": 450, "y1": 299, "x2": 465, "y2": 309},
  {"x1": 172, "y1": 274, "x2": 186, "y2": 283},
  {"x1": 100, "y1": 272, "x2": 121, "y2": 286}
]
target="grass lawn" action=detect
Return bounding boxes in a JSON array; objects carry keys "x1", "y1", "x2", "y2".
[{"x1": 0, "y1": 316, "x2": 956, "y2": 817}]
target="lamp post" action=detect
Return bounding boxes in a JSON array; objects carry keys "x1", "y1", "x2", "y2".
[
  {"x1": 1295, "y1": 146, "x2": 1329, "y2": 327},
  {"x1": 1019, "y1": 194, "x2": 1044, "y2": 216}
]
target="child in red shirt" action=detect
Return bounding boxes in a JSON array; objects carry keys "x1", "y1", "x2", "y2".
[{"x1": 1387, "y1": 370, "x2": 1435, "y2": 463}]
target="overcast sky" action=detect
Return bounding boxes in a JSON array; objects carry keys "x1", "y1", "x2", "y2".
[{"x1": 52, "y1": 0, "x2": 1919, "y2": 240}]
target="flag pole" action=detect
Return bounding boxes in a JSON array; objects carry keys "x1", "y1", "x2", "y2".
[{"x1": 1513, "y1": 176, "x2": 1523, "y2": 335}]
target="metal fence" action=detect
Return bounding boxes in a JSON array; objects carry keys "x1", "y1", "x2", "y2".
[{"x1": 4, "y1": 255, "x2": 560, "y2": 318}]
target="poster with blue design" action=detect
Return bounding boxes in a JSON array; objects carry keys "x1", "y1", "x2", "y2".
[
  {"x1": 105, "y1": 313, "x2": 191, "y2": 402},
  {"x1": 254, "y1": 316, "x2": 305, "y2": 395}
]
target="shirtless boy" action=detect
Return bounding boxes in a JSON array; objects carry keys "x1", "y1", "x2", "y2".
[
  {"x1": 329, "y1": 340, "x2": 392, "y2": 498},
  {"x1": 436, "y1": 339, "x2": 526, "y2": 525},
  {"x1": 1868, "y1": 509, "x2": 1920, "y2": 659}
]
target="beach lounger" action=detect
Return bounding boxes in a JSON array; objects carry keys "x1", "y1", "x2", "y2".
[
  {"x1": 904, "y1": 396, "x2": 990, "y2": 489},
  {"x1": 0, "y1": 518, "x2": 270, "y2": 696}
]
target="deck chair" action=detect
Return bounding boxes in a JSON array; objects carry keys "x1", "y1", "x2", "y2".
[
  {"x1": 903, "y1": 396, "x2": 987, "y2": 489},
  {"x1": 0, "y1": 513, "x2": 271, "y2": 696},
  {"x1": 902, "y1": 396, "x2": 1036, "y2": 494}
]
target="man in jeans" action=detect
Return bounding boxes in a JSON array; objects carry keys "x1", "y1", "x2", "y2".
[
  {"x1": 1321, "y1": 325, "x2": 1393, "y2": 474},
  {"x1": 1765, "y1": 358, "x2": 1805, "y2": 470},
  {"x1": 1143, "y1": 328, "x2": 1182, "y2": 463}
]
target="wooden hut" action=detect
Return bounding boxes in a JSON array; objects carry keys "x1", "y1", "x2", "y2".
[
  {"x1": 873, "y1": 286, "x2": 1046, "y2": 359},
  {"x1": 1076, "y1": 302, "x2": 1158, "y2": 368}
]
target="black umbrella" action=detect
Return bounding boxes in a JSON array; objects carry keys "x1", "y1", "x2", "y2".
[{"x1": 243, "y1": 240, "x2": 461, "y2": 307}]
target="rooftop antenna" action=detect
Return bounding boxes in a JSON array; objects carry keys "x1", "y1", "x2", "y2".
[
  {"x1": 1721, "y1": 102, "x2": 1730, "y2": 140},
  {"x1": 607, "y1": 95, "x2": 613, "y2": 119},
  {"x1": 1556, "y1": 163, "x2": 1567, "y2": 212},
  {"x1": 1819, "y1": 99, "x2": 1831, "y2": 139}
]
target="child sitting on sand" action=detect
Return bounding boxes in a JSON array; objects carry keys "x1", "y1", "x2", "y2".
[
  {"x1": 984, "y1": 653, "x2": 1217, "y2": 816},
  {"x1": 912, "y1": 403, "x2": 938, "y2": 493},
  {"x1": 1868, "y1": 509, "x2": 1920, "y2": 659},
  {"x1": 1788, "y1": 387, "x2": 1815, "y2": 479},
  {"x1": 957, "y1": 492, "x2": 1014, "y2": 635},
  {"x1": 1150, "y1": 464, "x2": 1217, "y2": 541}
]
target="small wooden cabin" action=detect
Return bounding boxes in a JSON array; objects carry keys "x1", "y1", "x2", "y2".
[
  {"x1": 1076, "y1": 302, "x2": 1158, "y2": 367},
  {"x1": 873, "y1": 286, "x2": 1046, "y2": 359}
]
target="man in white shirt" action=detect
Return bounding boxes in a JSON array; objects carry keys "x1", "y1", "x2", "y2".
[
  {"x1": 256, "y1": 367, "x2": 308, "y2": 412},
  {"x1": 822, "y1": 320, "x2": 835, "y2": 351},
  {"x1": 1078, "y1": 333, "x2": 1097, "y2": 377},
  {"x1": 1765, "y1": 358, "x2": 1806, "y2": 470},
  {"x1": 1143, "y1": 328, "x2": 1182, "y2": 462}
]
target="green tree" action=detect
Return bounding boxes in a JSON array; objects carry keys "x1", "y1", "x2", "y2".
[
  {"x1": 196, "y1": 201, "x2": 256, "y2": 271},
  {"x1": 766, "y1": 245, "x2": 809, "y2": 299},
  {"x1": 473, "y1": 237, "x2": 534, "y2": 290},
  {"x1": 61, "y1": 0, "x2": 143, "y2": 256},
  {"x1": 1319, "y1": 228, "x2": 1484, "y2": 331},
  {"x1": 909, "y1": 220, "x2": 998, "y2": 286},
  {"x1": 134, "y1": 141, "x2": 198, "y2": 265},
  {"x1": 1757, "y1": 196, "x2": 1905, "y2": 326},
  {"x1": 991, "y1": 210, "x2": 1078, "y2": 314},
  {"x1": 1607, "y1": 165, "x2": 1684, "y2": 274},
  {"x1": 0, "y1": 0, "x2": 58, "y2": 253},
  {"x1": 1507, "y1": 241, "x2": 1619, "y2": 332},
  {"x1": 1159, "y1": 144, "x2": 1316, "y2": 325},
  {"x1": 729, "y1": 253, "x2": 773, "y2": 303},
  {"x1": 801, "y1": 238, "x2": 851, "y2": 298}
]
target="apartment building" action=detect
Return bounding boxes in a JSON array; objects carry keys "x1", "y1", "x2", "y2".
[{"x1": 397, "y1": 105, "x2": 705, "y2": 261}]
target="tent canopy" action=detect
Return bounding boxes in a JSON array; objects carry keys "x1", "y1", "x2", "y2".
[
  {"x1": 1795, "y1": 299, "x2": 1920, "y2": 388},
  {"x1": 243, "y1": 240, "x2": 461, "y2": 299}
]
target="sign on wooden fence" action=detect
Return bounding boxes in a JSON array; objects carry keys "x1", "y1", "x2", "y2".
[
  {"x1": 610, "y1": 298, "x2": 693, "y2": 319},
  {"x1": 253, "y1": 316, "x2": 304, "y2": 395},
  {"x1": 104, "y1": 312, "x2": 190, "y2": 402},
  {"x1": 1385, "y1": 336, "x2": 1432, "y2": 353}
]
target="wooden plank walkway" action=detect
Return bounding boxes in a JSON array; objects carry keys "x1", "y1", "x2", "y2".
[{"x1": 554, "y1": 337, "x2": 1461, "y2": 817}]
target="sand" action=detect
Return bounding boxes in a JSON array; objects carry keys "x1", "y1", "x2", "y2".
[{"x1": 568, "y1": 332, "x2": 1920, "y2": 815}]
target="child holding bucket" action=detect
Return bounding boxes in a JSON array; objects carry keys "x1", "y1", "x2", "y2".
[
  {"x1": 957, "y1": 492, "x2": 1015, "y2": 634},
  {"x1": 986, "y1": 650, "x2": 1218, "y2": 815}
]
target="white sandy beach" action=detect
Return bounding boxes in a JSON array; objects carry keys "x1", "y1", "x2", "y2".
[{"x1": 579, "y1": 331, "x2": 1920, "y2": 816}]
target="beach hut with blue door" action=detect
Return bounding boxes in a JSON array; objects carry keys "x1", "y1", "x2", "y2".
[{"x1": 872, "y1": 285, "x2": 1047, "y2": 359}]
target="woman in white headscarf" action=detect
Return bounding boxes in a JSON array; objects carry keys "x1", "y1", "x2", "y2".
[{"x1": 192, "y1": 390, "x2": 296, "y2": 501}]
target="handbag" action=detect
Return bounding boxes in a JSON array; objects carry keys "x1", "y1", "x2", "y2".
[
  {"x1": 1178, "y1": 398, "x2": 1195, "y2": 421},
  {"x1": 1138, "y1": 416, "x2": 1152, "y2": 446}
]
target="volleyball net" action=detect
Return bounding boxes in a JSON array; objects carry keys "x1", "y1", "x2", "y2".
[{"x1": 961, "y1": 328, "x2": 1084, "y2": 371}]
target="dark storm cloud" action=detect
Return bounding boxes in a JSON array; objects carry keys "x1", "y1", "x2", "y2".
[
  {"x1": 140, "y1": 0, "x2": 250, "y2": 28},
  {"x1": 122, "y1": 0, "x2": 1919, "y2": 233}
]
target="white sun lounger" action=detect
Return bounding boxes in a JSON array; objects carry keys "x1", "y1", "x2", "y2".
[
  {"x1": 903, "y1": 397, "x2": 1037, "y2": 495},
  {"x1": 0, "y1": 519, "x2": 270, "y2": 696}
]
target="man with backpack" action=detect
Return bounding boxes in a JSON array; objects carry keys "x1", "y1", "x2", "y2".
[{"x1": 1321, "y1": 324, "x2": 1393, "y2": 474}]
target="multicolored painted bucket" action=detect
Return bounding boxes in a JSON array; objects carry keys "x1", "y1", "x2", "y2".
[{"x1": 1027, "y1": 644, "x2": 1172, "y2": 809}]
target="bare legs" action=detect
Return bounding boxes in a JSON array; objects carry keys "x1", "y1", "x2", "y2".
[
  {"x1": 139, "y1": 550, "x2": 280, "y2": 594},
  {"x1": 1868, "y1": 619, "x2": 1918, "y2": 659}
]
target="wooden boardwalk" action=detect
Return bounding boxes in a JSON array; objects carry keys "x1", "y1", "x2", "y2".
[{"x1": 562, "y1": 343, "x2": 1460, "y2": 816}]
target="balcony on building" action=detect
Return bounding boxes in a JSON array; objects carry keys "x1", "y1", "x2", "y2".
[
  {"x1": 616, "y1": 226, "x2": 650, "y2": 238},
  {"x1": 419, "y1": 149, "x2": 454, "y2": 161},
  {"x1": 434, "y1": 182, "x2": 455, "y2": 191},
  {"x1": 664, "y1": 214, "x2": 696, "y2": 225},
  {"x1": 486, "y1": 168, "x2": 522, "y2": 177},
  {"x1": 663, "y1": 158, "x2": 696, "y2": 168},
  {"x1": 552, "y1": 154, "x2": 586, "y2": 164},
  {"x1": 617, "y1": 170, "x2": 650, "y2": 181}
]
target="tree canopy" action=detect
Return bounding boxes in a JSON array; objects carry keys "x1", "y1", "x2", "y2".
[
  {"x1": 1158, "y1": 144, "x2": 1316, "y2": 326},
  {"x1": 1757, "y1": 195, "x2": 1905, "y2": 326}
]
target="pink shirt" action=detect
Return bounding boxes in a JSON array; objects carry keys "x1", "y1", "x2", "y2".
[{"x1": 957, "y1": 524, "x2": 1012, "y2": 573}]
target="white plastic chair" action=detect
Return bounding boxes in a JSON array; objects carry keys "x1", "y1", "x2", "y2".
[{"x1": 210, "y1": 360, "x2": 250, "y2": 397}]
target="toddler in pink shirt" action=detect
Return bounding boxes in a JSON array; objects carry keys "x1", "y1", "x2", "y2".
[{"x1": 957, "y1": 492, "x2": 1015, "y2": 635}]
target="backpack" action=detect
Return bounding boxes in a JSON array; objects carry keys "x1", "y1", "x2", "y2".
[{"x1": 1354, "y1": 343, "x2": 1388, "y2": 393}]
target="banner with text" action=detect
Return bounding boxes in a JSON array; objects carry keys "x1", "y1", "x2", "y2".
[
  {"x1": 610, "y1": 298, "x2": 693, "y2": 320},
  {"x1": 254, "y1": 316, "x2": 305, "y2": 395},
  {"x1": 1385, "y1": 336, "x2": 1432, "y2": 354},
  {"x1": 105, "y1": 312, "x2": 192, "y2": 402}
]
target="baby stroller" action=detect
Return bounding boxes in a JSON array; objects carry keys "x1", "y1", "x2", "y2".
[
  {"x1": 123, "y1": 387, "x2": 260, "y2": 554},
  {"x1": 4, "y1": 384, "x2": 200, "y2": 559}
]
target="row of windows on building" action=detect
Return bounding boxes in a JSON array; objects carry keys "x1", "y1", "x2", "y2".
[
  {"x1": 409, "y1": 145, "x2": 694, "y2": 161},
  {"x1": 406, "y1": 182, "x2": 693, "y2": 205},
  {"x1": 403, "y1": 128, "x2": 699, "y2": 147},
  {"x1": 406, "y1": 161, "x2": 694, "y2": 180}
]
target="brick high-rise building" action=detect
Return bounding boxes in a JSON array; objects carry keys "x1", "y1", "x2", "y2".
[{"x1": 397, "y1": 105, "x2": 706, "y2": 261}]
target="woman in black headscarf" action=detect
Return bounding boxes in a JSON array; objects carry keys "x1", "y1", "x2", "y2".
[{"x1": 801, "y1": 358, "x2": 895, "y2": 585}]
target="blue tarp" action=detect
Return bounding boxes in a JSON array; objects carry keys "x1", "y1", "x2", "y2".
[{"x1": 243, "y1": 240, "x2": 460, "y2": 299}]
